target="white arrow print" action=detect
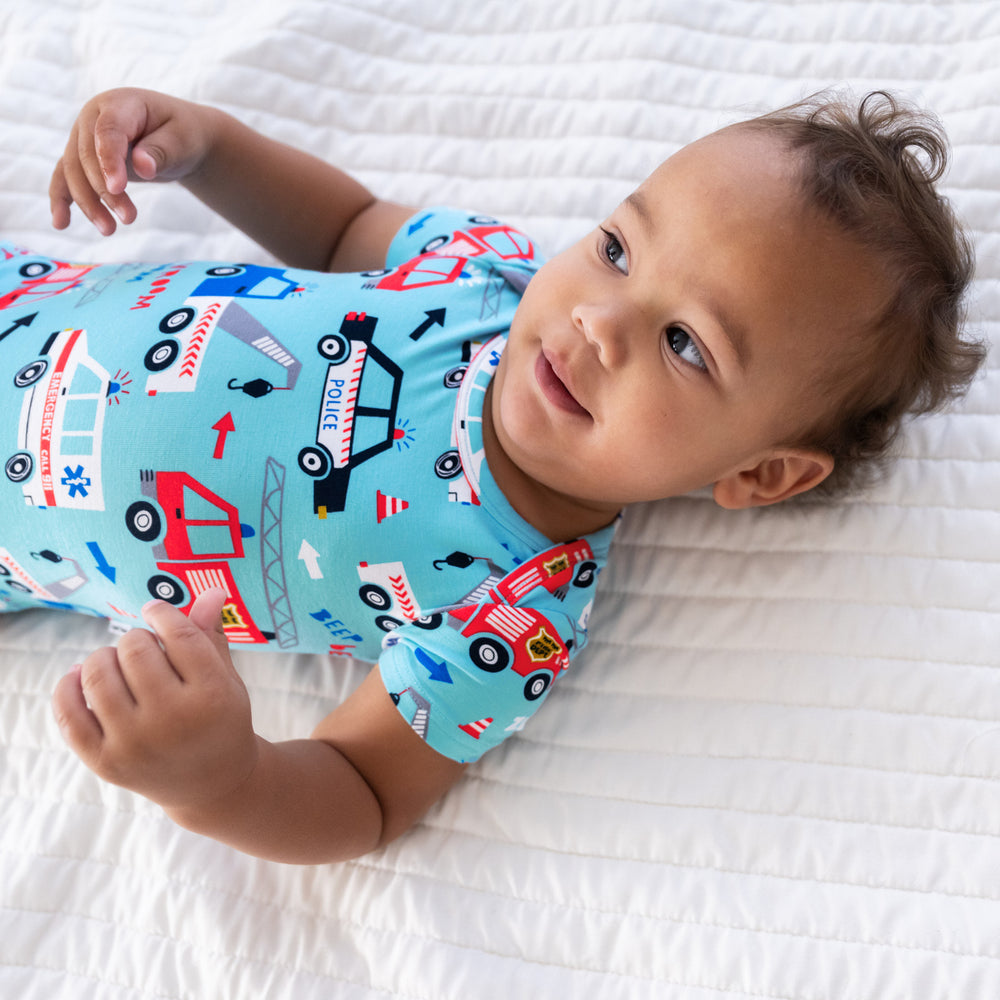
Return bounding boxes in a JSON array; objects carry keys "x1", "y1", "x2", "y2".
[{"x1": 298, "y1": 539, "x2": 323, "y2": 579}]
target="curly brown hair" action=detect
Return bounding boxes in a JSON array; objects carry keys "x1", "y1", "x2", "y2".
[{"x1": 745, "y1": 90, "x2": 987, "y2": 497}]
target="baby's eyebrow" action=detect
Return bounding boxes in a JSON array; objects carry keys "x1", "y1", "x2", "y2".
[
  {"x1": 624, "y1": 189, "x2": 751, "y2": 375},
  {"x1": 702, "y1": 289, "x2": 751, "y2": 375},
  {"x1": 624, "y1": 190, "x2": 655, "y2": 239}
]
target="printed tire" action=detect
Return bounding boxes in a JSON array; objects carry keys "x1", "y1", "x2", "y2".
[
  {"x1": 523, "y1": 673, "x2": 551, "y2": 701},
  {"x1": 469, "y1": 636, "x2": 509, "y2": 672},
  {"x1": 14, "y1": 360, "x2": 48, "y2": 387},
  {"x1": 5, "y1": 453, "x2": 32, "y2": 483},
  {"x1": 125, "y1": 501, "x2": 161, "y2": 542},
  {"x1": 147, "y1": 574, "x2": 185, "y2": 605}
]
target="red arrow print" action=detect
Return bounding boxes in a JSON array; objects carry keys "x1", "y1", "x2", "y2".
[{"x1": 213, "y1": 412, "x2": 235, "y2": 459}]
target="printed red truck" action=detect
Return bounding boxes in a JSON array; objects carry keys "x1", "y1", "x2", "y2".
[
  {"x1": 0, "y1": 259, "x2": 98, "y2": 311},
  {"x1": 126, "y1": 470, "x2": 268, "y2": 644},
  {"x1": 447, "y1": 539, "x2": 598, "y2": 702}
]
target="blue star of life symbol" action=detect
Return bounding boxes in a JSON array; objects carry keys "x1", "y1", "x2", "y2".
[{"x1": 61, "y1": 465, "x2": 91, "y2": 498}]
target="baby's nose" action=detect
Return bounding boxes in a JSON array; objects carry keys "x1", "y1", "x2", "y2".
[{"x1": 573, "y1": 302, "x2": 628, "y2": 365}]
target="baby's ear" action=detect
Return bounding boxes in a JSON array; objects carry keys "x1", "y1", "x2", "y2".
[{"x1": 712, "y1": 449, "x2": 834, "y2": 509}]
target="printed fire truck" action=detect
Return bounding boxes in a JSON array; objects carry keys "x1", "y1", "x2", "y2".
[
  {"x1": 444, "y1": 539, "x2": 598, "y2": 702},
  {"x1": 298, "y1": 311, "x2": 403, "y2": 517},
  {"x1": 361, "y1": 219, "x2": 535, "y2": 293},
  {"x1": 125, "y1": 469, "x2": 270, "y2": 644},
  {"x1": 144, "y1": 264, "x2": 303, "y2": 395},
  {"x1": 0, "y1": 258, "x2": 99, "y2": 311},
  {"x1": 6, "y1": 327, "x2": 110, "y2": 510},
  {"x1": 361, "y1": 255, "x2": 468, "y2": 293},
  {"x1": 0, "y1": 546, "x2": 88, "y2": 604},
  {"x1": 424, "y1": 221, "x2": 535, "y2": 264},
  {"x1": 356, "y1": 559, "x2": 442, "y2": 633}
]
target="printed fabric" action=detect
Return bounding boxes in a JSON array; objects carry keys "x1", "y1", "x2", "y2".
[{"x1": 0, "y1": 208, "x2": 616, "y2": 761}]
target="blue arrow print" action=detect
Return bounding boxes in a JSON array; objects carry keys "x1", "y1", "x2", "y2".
[
  {"x1": 415, "y1": 647, "x2": 452, "y2": 684},
  {"x1": 407, "y1": 212, "x2": 433, "y2": 236},
  {"x1": 86, "y1": 541, "x2": 116, "y2": 583}
]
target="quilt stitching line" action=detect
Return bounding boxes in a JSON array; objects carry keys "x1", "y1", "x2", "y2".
[{"x1": 413, "y1": 815, "x2": 1000, "y2": 905}]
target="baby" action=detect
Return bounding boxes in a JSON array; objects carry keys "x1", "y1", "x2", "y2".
[{"x1": 0, "y1": 87, "x2": 984, "y2": 863}]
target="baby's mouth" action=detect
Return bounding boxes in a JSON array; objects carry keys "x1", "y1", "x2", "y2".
[{"x1": 535, "y1": 351, "x2": 589, "y2": 417}]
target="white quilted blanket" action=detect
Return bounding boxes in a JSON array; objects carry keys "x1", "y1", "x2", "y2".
[{"x1": 1, "y1": 2, "x2": 997, "y2": 998}]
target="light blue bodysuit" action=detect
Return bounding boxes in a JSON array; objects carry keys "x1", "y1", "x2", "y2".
[{"x1": 0, "y1": 208, "x2": 616, "y2": 761}]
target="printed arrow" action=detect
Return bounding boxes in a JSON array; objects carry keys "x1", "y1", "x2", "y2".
[
  {"x1": 407, "y1": 212, "x2": 433, "y2": 236},
  {"x1": 415, "y1": 647, "x2": 453, "y2": 684},
  {"x1": 0, "y1": 312, "x2": 37, "y2": 345},
  {"x1": 86, "y1": 541, "x2": 116, "y2": 583},
  {"x1": 408, "y1": 308, "x2": 446, "y2": 341},
  {"x1": 212, "y1": 412, "x2": 235, "y2": 459},
  {"x1": 298, "y1": 539, "x2": 323, "y2": 579}
]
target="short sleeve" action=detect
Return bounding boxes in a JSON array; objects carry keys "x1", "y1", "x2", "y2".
[
  {"x1": 378, "y1": 538, "x2": 603, "y2": 762},
  {"x1": 384, "y1": 207, "x2": 543, "y2": 288}
]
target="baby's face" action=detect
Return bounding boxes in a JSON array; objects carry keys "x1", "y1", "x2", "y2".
[{"x1": 487, "y1": 125, "x2": 888, "y2": 529}]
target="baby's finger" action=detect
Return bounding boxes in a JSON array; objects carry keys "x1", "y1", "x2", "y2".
[
  {"x1": 78, "y1": 645, "x2": 137, "y2": 722},
  {"x1": 92, "y1": 106, "x2": 134, "y2": 197},
  {"x1": 48, "y1": 159, "x2": 74, "y2": 231},
  {"x1": 141, "y1": 597, "x2": 230, "y2": 684},
  {"x1": 57, "y1": 144, "x2": 119, "y2": 236},
  {"x1": 185, "y1": 588, "x2": 230, "y2": 650},
  {"x1": 74, "y1": 108, "x2": 139, "y2": 232},
  {"x1": 114, "y1": 622, "x2": 185, "y2": 701},
  {"x1": 52, "y1": 665, "x2": 104, "y2": 760}
]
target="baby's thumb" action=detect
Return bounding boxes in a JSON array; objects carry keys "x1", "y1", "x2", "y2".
[
  {"x1": 129, "y1": 142, "x2": 161, "y2": 182},
  {"x1": 187, "y1": 587, "x2": 230, "y2": 651}
]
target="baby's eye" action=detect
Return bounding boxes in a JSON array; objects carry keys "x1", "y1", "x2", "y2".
[
  {"x1": 666, "y1": 326, "x2": 708, "y2": 371},
  {"x1": 600, "y1": 229, "x2": 628, "y2": 274}
]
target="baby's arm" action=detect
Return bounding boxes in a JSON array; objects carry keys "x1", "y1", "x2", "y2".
[
  {"x1": 51, "y1": 591, "x2": 465, "y2": 863},
  {"x1": 50, "y1": 87, "x2": 413, "y2": 272}
]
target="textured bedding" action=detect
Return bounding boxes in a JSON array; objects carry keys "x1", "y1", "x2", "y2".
[{"x1": 1, "y1": 2, "x2": 997, "y2": 998}]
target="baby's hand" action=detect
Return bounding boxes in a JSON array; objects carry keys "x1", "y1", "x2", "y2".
[
  {"x1": 50, "y1": 87, "x2": 213, "y2": 236},
  {"x1": 51, "y1": 589, "x2": 258, "y2": 812}
]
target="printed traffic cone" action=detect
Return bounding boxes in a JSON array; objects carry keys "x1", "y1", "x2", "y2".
[
  {"x1": 459, "y1": 717, "x2": 493, "y2": 740},
  {"x1": 377, "y1": 490, "x2": 410, "y2": 523}
]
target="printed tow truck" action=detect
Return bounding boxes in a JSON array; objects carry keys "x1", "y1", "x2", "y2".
[{"x1": 144, "y1": 264, "x2": 303, "y2": 395}]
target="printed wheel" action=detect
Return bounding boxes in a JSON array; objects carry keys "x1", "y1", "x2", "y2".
[
  {"x1": 297, "y1": 446, "x2": 330, "y2": 478},
  {"x1": 125, "y1": 501, "x2": 161, "y2": 542},
  {"x1": 158, "y1": 307, "x2": 195, "y2": 334},
  {"x1": 18, "y1": 261, "x2": 55, "y2": 279},
  {"x1": 443, "y1": 365, "x2": 466, "y2": 389},
  {"x1": 317, "y1": 332, "x2": 350, "y2": 363},
  {"x1": 413, "y1": 613, "x2": 443, "y2": 630},
  {"x1": 359, "y1": 583, "x2": 391, "y2": 611},
  {"x1": 434, "y1": 449, "x2": 462, "y2": 480},
  {"x1": 573, "y1": 561, "x2": 598, "y2": 587},
  {"x1": 14, "y1": 360, "x2": 48, "y2": 387},
  {"x1": 5, "y1": 453, "x2": 33, "y2": 483},
  {"x1": 469, "y1": 637, "x2": 509, "y2": 673},
  {"x1": 145, "y1": 340, "x2": 180, "y2": 372},
  {"x1": 375, "y1": 614, "x2": 403, "y2": 632},
  {"x1": 206, "y1": 265, "x2": 245, "y2": 276},
  {"x1": 420, "y1": 234, "x2": 450, "y2": 254},
  {"x1": 147, "y1": 574, "x2": 185, "y2": 605},
  {"x1": 523, "y1": 673, "x2": 551, "y2": 701}
]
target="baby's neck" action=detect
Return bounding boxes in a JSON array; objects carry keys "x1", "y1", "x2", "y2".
[{"x1": 481, "y1": 384, "x2": 620, "y2": 543}]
